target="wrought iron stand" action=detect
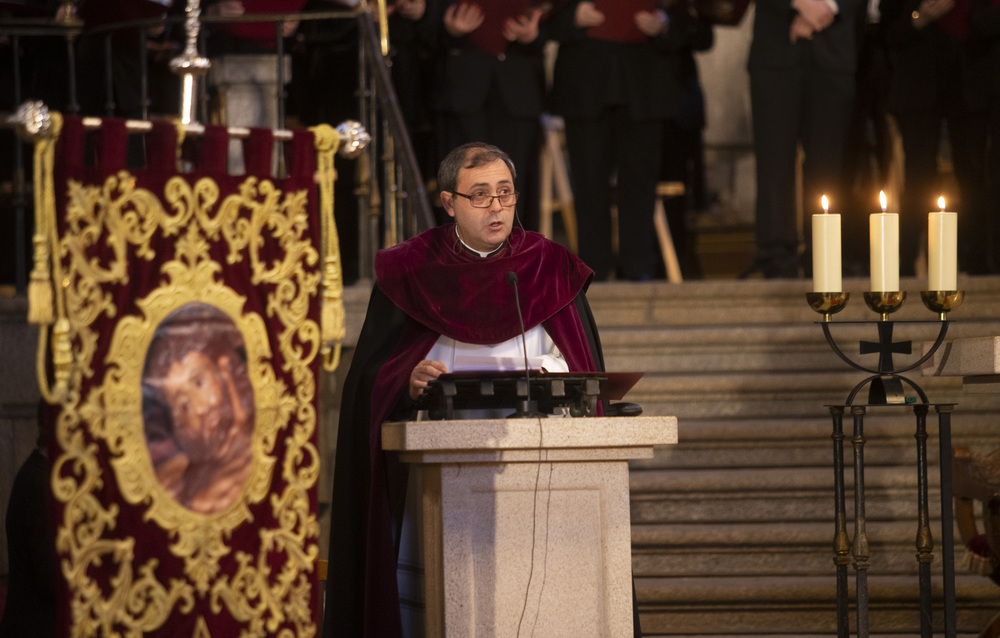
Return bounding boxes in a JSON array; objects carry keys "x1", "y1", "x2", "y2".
[{"x1": 808, "y1": 290, "x2": 963, "y2": 638}]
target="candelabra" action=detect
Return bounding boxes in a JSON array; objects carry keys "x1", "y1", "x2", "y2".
[{"x1": 806, "y1": 287, "x2": 963, "y2": 638}]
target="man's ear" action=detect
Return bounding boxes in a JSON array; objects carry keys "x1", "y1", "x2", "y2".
[{"x1": 440, "y1": 191, "x2": 456, "y2": 218}]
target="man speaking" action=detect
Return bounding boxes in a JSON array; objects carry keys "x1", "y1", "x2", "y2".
[{"x1": 324, "y1": 142, "x2": 618, "y2": 637}]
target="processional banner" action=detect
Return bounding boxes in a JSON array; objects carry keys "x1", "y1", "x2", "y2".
[{"x1": 26, "y1": 111, "x2": 344, "y2": 637}]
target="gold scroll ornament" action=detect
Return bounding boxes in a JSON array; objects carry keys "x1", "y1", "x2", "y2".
[{"x1": 29, "y1": 117, "x2": 338, "y2": 637}]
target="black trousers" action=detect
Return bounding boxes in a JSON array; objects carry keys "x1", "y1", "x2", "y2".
[
  {"x1": 749, "y1": 63, "x2": 855, "y2": 276},
  {"x1": 894, "y1": 108, "x2": 990, "y2": 275},
  {"x1": 564, "y1": 106, "x2": 662, "y2": 281}
]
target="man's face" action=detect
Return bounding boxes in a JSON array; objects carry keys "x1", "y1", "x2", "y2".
[
  {"x1": 441, "y1": 158, "x2": 516, "y2": 253},
  {"x1": 163, "y1": 350, "x2": 230, "y2": 463}
]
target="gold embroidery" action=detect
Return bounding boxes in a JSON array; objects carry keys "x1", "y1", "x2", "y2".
[{"x1": 50, "y1": 164, "x2": 320, "y2": 636}]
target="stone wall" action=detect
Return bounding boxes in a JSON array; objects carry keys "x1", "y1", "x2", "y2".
[{"x1": 694, "y1": 6, "x2": 756, "y2": 229}]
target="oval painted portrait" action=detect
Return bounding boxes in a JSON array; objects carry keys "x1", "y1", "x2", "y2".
[{"x1": 141, "y1": 302, "x2": 256, "y2": 514}]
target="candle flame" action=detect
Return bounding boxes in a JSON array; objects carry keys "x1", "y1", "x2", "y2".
[
  {"x1": 821, "y1": 195, "x2": 829, "y2": 213},
  {"x1": 938, "y1": 196, "x2": 946, "y2": 211},
  {"x1": 879, "y1": 190, "x2": 887, "y2": 212}
]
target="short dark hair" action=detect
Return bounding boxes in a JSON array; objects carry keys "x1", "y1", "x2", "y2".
[{"x1": 437, "y1": 142, "x2": 516, "y2": 193}]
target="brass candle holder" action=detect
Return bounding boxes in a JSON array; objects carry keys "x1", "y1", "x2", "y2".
[
  {"x1": 808, "y1": 289, "x2": 964, "y2": 322},
  {"x1": 863, "y1": 290, "x2": 906, "y2": 321},
  {"x1": 920, "y1": 290, "x2": 964, "y2": 321},
  {"x1": 805, "y1": 291, "x2": 851, "y2": 322},
  {"x1": 805, "y1": 287, "x2": 962, "y2": 404}
]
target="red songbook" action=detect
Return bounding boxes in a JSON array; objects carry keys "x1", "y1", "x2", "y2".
[
  {"x1": 463, "y1": 0, "x2": 537, "y2": 57},
  {"x1": 216, "y1": 0, "x2": 309, "y2": 50},
  {"x1": 587, "y1": 0, "x2": 658, "y2": 43}
]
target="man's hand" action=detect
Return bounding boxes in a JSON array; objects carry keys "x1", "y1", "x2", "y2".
[
  {"x1": 911, "y1": 0, "x2": 955, "y2": 28},
  {"x1": 392, "y1": 0, "x2": 427, "y2": 21},
  {"x1": 444, "y1": 2, "x2": 485, "y2": 37},
  {"x1": 791, "y1": 0, "x2": 835, "y2": 31},
  {"x1": 634, "y1": 9, "x2": 669, "y2": 36},
  {"x1": 409, "y1": 360, "x2": 449, "y2": 400},
  {"x1": 504, "y1": 8, "x2": 542, "y2": 44},
  {"x1": 574, "y1": 1, "x2": 605, "y2": 28},
  {"x1": 790, "y1": 14, "x2": 815, "y2": 41}
]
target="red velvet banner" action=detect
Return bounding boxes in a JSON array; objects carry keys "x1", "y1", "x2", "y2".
[{"x1": 40, "y1": 115, "x2": 324, "y2": 637}]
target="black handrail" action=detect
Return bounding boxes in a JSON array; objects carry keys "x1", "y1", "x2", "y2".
[
  {"x1": 0, "y1": 6, "x2": 433, "y2": 291},
  {"x1": 357, "y1": 10, "x2": 434, "y2": 236}
]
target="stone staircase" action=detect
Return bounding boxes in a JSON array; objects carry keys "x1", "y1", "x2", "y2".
[{"x1": 581, "y1": 276, "x2": 1000, "y2": 636}]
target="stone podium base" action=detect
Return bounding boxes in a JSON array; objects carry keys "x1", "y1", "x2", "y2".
[{"x1": 383, "y1": 416, "x2": 677, "y2": 638}]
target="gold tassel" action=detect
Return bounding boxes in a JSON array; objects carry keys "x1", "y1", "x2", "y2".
[
  {"x1": 27, "y1": 112, "x2": 61, "y2": 325},
  {"x1": 322, "y1": 256, "x2": 345, "y2": 341},
  {"x1": 26, "y1": 110, "x2": 69, "y2": 404},
  {"x1": 27, "y1": 235, "x2": 53, "y2": 324},
  {"x1": 310, "y1": 124, "x2": 346, "y2": 372}
]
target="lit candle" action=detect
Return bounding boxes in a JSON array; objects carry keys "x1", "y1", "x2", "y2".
[
  {"x1": 870, "y1": 190, "x2": 899, "y2": 291},
  {"x1": 928, "y1": 196, "x2": 958, "y2": 291},
  {"x1": 812, "y1": 195, "x2": 842, "y2": 292}
]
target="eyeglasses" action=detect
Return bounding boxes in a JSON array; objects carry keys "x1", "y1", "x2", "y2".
[{"x1": 449, "y1": 190, "x2": 519, "y2": 208}]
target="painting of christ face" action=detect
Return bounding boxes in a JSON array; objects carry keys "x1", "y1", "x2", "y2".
[{"x1": 142, "y1": 303, "x2": 255, "y2": 514}]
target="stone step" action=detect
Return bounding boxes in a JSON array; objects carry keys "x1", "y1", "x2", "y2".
[
  {"x1": 635, "y1": 574, "x2": 1000, "y2": 636},
  {"x1": 629, "y1": 424, "x2": 1000, "y2": 471},
  {"x1": 630, "y1": 372, "x2": 962, "y2": 402},
  {"x1": 600, "y1": 319, "x2": 1000, "y2": 346},
  {"x1": 632, "y1": 465, "x2": 921, "y2": 494},
  {"x1": 632, "y1": 484, "x2": 950, "y2": 521},
  {"x1": 633, "y1": 545, "x2": 965, "y2": 579},
  {"x1": 585, "y1": 277, "x2": 1000, "y2": 328},
  {"x1": 632, "y1": 519, "x2": 962, "y2": 569},
  {"x1": 631, "y1": 413, "x2": 1000, "y2": 446}
]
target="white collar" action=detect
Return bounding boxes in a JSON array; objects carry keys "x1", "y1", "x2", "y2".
[{"x1": 455, "y1": 226, "x2": 503, "y2": 258}]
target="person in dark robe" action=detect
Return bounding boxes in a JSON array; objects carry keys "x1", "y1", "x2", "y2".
[
  {"x1": 322, "y1": 142, "x2": 639, "y2": 637},
  {"x1": 744, "y1": 0, "x2": 862, "y2": 280},
  {"x1": 548, "y1": 0, "x2": 679, "y2": 282},
  {"x1": 431, "y1": 0, "x2": 548, "y2": 230},
  {"x1": 0, "y1": 402, "x2": 57, "y2": 638}
]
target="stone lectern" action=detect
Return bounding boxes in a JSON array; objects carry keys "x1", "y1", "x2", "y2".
[{"x1": 383, "y1": 416, "x2": 677, "y2": 637}]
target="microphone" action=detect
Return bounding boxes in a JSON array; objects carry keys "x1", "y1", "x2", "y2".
[{"x1": 507, "y1": 271, "x2": 544, "y2": 418}]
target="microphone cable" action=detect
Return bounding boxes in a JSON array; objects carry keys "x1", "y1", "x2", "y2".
[{"x1": 508, "y1": 270, "x2": 551, "y2": 636}]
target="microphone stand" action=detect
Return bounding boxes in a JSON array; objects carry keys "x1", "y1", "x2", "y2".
[{"x1": 507, "y1": 271, "x2": 546, "y2": 418}]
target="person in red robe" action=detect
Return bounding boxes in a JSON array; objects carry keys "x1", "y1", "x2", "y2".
[{"x1": 323, "y1": 142, "x2": 638, "y2": 637}]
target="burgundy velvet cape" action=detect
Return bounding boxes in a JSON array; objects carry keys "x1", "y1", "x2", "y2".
[{"x1": 323, "y1": 225, "x2": 602, "y2": 638}]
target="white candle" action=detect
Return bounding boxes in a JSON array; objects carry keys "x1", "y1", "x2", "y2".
[
  {"x1": 928, "y1": 196, "x2": 958, "y2": 290},
  {"x1": 812, "y1": 195, "x2": 842, "y2": 292},
  {"x1": 870, "y1": 191, "x2": 899, "y2": 291}
]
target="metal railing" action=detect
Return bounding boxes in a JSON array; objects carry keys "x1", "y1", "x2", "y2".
[{"x1": 0, "y1": 2, "x2": 433, "y2": 289}]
